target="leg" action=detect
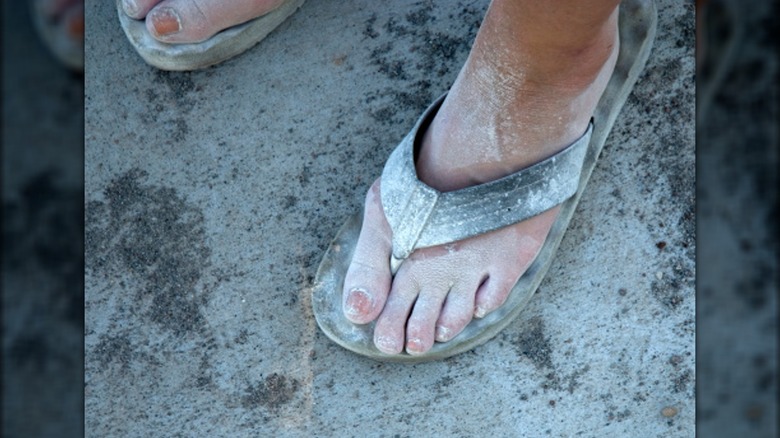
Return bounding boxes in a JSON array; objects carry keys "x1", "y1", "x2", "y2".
[
  {"x1": 343, "y1": 0, "x2": 621, "y2": 355},
  {"x1": 120, "y1": 0, "x2": 289, "y2": 43}
]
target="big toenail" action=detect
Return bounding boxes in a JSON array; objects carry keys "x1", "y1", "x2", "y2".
[
  {"x1": 150, "y1": 7, "x2": 182, "y2": 37},
  {"x1": 435, "y1": 326, "x2": 451, "y2": 342},
  {"x1": 474, "y1": 305, "x2": 488, "y2": 319},
  {"x1": 122, "y1": 0, "x2": 139, "y2": 16},
  {"x1": 345, "y1": 288, "x2": 372, "y2": 318}
]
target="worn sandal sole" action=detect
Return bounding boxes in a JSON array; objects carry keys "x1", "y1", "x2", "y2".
[
  {"x1": 116, "y1": 0, "x2": 305, "y2": 71},
  {"x1": 312, "y1": 0, "x2": 657, "y2": 363}
]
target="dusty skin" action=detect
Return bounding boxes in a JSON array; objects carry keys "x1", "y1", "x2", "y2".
[{"x1": 343, "y1": 1, "x2": 622, "y2": 355}]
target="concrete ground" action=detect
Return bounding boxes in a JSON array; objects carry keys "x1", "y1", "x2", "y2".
[{"x1": 84, "y1": 0, "x2": 695, "y2": 436}]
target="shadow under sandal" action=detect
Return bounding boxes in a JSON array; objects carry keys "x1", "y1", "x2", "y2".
[
  {"x1": 115, "y1": 0, "x2": 305, "y2": 71},
  {"x1": 312, "y1": 0, "x2": 658, "y2": 363}
]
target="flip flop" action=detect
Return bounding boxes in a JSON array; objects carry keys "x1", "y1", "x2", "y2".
[
  {"x1": 312, "y1": 0, "x2": 657, "y2": 363},
  {"x1": 115, "y1": 0, "x2": 305, "y2": 71}
]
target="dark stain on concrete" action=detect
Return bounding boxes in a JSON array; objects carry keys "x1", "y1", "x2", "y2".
[
  {"x1": 606, "y1": 408, "x2": 633, "y2": 423},
  {"x1": 194, "y1": 353, "x2": 214, "y2": 389},
  {"x1": 513, "y1": 317, "x2": 554, "y2": 371},
  {"x1": 599, "y1": 392, "x2": 633, "y2": 425},
  {"x1": 512, "y1": 317, "x2": 590, "y2": 394},
  {"x1": 241, "y1": 373, "x2": 301, "y2": 410},
  {"x1": 672, "y1": 368, "x2": 692, "y2": 394},
  {"x1": 153, "y1": 70, "x2": 197, "y2": 109},
  {"x1": 86, "y1": 168, "x2": 211, "y2": 336},
  {"x1": 650, "y1": 254, "x2": 694, "y2": 310},
  {"x1": 362, "y1": 2, "x2": 485, "y2": 126},
  {"x1": 92, "y1": 334, "x2": 134, "y2": 370},
  {"x1": 138, "y1": 70, "x2": 201, "y2": 144}
]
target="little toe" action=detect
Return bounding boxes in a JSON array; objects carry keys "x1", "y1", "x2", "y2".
[
  {"x1": 473, "y1": 276, "x2": 515, "y2": 319},
  {"x1": 342, "y1": 180, "x2": 393, "y2": 324}
]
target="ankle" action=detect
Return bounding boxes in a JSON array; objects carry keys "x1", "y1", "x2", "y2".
[{"x1": 416, "y1": 18, "x2": 618, "y2": 193}]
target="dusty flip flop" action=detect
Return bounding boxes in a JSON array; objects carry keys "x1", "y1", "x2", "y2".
[
  {"x1": 115, "y1": 0, "x2": 305, "y2": 71},
  {"x1": 312, "y1": 0, "x2": 657, "y2": 363}
]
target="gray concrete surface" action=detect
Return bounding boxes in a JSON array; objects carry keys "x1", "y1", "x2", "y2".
[{"x1": 85, "y1": 0, "x2": 695, "y2": 436}]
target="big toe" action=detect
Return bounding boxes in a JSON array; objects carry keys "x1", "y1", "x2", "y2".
[{"x1": 342, "y1": 180, "x2": 393, "y2": 324}]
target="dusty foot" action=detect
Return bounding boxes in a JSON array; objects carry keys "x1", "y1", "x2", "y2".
[
  {"x1": 120, "y1": 0, "x2": 289, "y2": 43},
  {"x1": 343, "y1": 4, "x2": 620, "y2": 355}
]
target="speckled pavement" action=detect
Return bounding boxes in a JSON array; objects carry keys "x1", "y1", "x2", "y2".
[{"x1": 84, "y1": 1, "x2": 695, "y2": 436}]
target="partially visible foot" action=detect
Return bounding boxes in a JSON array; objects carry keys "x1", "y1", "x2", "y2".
[
  {"x1": 32, "y1": 0, "x2": 84, "y2": 71},
  {"x1": 343, "y1": 1, "x2": 620, "y2": 355},
  {"x1": 120, "y1": 0, "x2": 288, "y2": 43}
]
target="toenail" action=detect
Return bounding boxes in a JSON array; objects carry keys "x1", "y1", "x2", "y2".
[
  {"x1": 435, "y1": 326, "x2": 451, "y2": 342},
  {"x1": 122, "y1": 0, "x2": 140, "y2": 16},
  {"x1": 344, "y1": 288, "x2": 373, "y2": 318},
  {"x1": 406, "y1": 338, "x2": 424, "y2": 353},
  {"x1": 150, "y1": 7, "x2": 182, "y2": 37},
  {"x1": 375, "y1": 336, "x2": 398, "y2": 353},
  {"x1": 474, "y1": 305, "x2": 488, "y2": 319}
]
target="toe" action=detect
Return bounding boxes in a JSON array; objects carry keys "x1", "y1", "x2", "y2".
[
  {"x1": 405, "y1": 289, "x2": 447, "y2": 354},
  {"x1": 146, "y1": 3, "x2": 185, "y2": 40},
  {"x1": 434, "y1": 280, "x2": 481, "y2": 342},
  {"x1": 121, "y1": 0, "x2": 160, "y2": 19},
  {"x1": 473, "y1": 275, "x2": 515, "y2": 319},
  {"x1": 342, "y1": 180, "x2": 393, "y2": 324},
  {"x1": 472, "y1": 218, "x2": 551, "y2": 318},
  {"x1": 373, "y1": 270, "x2": 418, "y2": 355}
]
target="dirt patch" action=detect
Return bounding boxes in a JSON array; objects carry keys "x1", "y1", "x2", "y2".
[
  {"x1": 361, "y1": 2, "x2": 485, "y2": 126},
  {"x1": 86, "y1": 168, "x2": 212, "y2": 336},
  {"x1": 242, "y1": 373, "x2": 301, "y2": 411}
]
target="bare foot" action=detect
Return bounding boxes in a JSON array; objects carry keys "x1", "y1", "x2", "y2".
[
  {"x1": 343, "y1": 0, "x2": 620, "y2": 355},
  {"x1": 119, "y1": 0, "x2": 289, "y2": 43}
]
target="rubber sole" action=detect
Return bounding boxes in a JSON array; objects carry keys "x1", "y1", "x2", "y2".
[{"x1": 116, "y1": 0, "x2": 305, "y2": 71}]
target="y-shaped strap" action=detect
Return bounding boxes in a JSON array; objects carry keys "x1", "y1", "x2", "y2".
[{"x1": 380, "y1": 94, "x2": 592, "y2": 273}]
